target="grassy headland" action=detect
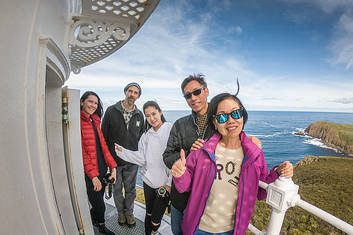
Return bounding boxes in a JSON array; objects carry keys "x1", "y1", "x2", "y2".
[
  {"x1": 305, "y1": 121, "x2": 353, "y2": 155},
  {"x1": 249, "y1": 156, "x2": 353, "y2": 234}
]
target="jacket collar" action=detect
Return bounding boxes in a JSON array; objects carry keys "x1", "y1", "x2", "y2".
[
  {"x1": 80, "y1": 110, "x2": 99, "y2": 122},
  {"x1": 202, "y1": 132, "x2": 221, "y2": 154},
  {"x1": 240, "y1": 131, "x2": 262, "y2": 162},
  {"x1": 114, "y1": 100, "x2": 140, "y2": 115}
]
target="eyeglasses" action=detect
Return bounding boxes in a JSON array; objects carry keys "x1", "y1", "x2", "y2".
[
  {"x1": 214, "y1": 108, "x2": 244, "y2": 124},
  {"x1": 184, "y1": 87, "x2": 205, "y2": 99}
]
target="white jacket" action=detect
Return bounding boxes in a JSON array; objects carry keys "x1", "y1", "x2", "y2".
[{"x1": 115, "y1": 122, "x2": 172, "y2": 189}]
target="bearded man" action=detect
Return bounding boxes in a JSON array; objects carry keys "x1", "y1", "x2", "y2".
[{"x1": 102, "y1": 82, "x2": 144, "y2": 227}]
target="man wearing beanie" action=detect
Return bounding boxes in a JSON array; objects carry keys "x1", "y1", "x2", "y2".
[{"x1": 102, "y1": 82, "x2": 144, "y2": 227}]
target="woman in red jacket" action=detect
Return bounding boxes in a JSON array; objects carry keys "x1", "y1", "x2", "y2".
[{"x1": 80, "y1": 91, "x2": 117, "y2": 235}]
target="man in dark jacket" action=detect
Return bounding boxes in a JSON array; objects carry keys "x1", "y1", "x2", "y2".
[
  {"x1": 102, "y1": 82, "x2": 144, "y2": 228},
  {"x1": 163, "y1": 74, "x2": 215, "y2": 235}
]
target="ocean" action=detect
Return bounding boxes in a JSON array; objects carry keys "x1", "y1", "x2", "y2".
[{"x1": 136, "y1": 110, "x2": 353, "y2": 187}]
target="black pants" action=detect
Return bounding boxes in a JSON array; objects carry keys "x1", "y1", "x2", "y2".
[
  {"x1": 143, "y1": 182, "x2": 170, "y2": 234},
  {"x1": 85, "y1": 174, "x2": 106, "y2": 224}
]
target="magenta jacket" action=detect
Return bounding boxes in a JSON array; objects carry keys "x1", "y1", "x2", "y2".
[{"x1": 173, "y1": 132, "x2": 279, "y2": 235}]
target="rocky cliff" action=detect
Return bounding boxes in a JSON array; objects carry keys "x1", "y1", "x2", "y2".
[{"x1": 305, "y1": 121, "x2": 353, "y2": 155}]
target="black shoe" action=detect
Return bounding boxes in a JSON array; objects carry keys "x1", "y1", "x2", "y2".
[
  {"x1": 98, "y1": 224, "x2": 115, "y2": 235},
  {"x1": 91, "y1": 218, "x2": 98, "y2": 227}
]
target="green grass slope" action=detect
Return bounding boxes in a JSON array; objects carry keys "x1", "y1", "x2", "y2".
[{"x1": 248, "y1": 156, "x2": 353, "y2": 234}]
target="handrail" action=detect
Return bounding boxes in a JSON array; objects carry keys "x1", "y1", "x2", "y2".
[
  {"x1": 296, "y1": 199, "x2": 353, "y2": 234},
  {"x1": 248, "y1": 177, "x2": 353, "y2": 235},
  {"x1": 248, "y1": 224, "x2": 265, "y2": 235}
]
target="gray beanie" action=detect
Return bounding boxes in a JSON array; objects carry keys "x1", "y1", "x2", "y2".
[{"x1": 124, "y1": 82, "x2": 142, "y2": 97}]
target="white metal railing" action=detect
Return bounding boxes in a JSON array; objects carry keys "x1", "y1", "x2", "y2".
[{"x1": 248, "y1": 176, "x2": 353, "y2": 235}]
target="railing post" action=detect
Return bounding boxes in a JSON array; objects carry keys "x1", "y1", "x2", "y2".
[{"x1": 265, "y1": 176, "x2": 300, "y2": 235}]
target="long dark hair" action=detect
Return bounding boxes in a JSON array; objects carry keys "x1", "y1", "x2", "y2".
[
  {"x1": 208, "y1": 93, "x2": 248, "y2": 131},
  {"x1": 143, "y1": 101, "x2": 166, "y2": 132},
  {"x1": 80, "y1": 91, "x2": 104, "y2": 118}
]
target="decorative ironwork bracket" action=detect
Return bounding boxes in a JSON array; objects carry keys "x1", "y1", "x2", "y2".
[{"x1": 68, "y1": 0, "x2": 159, "y2": 74}]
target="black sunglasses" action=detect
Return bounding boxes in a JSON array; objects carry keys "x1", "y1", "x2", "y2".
[
  {"x1": 184, "y1": 87, "x2": 205, "y2": 99},
  {"x1": 214, "y1": 108, "x2": 244, "y2": 124}
]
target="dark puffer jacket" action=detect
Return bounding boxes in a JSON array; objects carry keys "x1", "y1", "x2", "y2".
[
  {"x1": 80, "y1": 110, "x2": 117, "y2": 179},
  {"x1": 163, "y1": 111, "x2": 215, "y2": 211},
  {"x1": 101, "y1": 101, "x2": 144, "y2": 166}
]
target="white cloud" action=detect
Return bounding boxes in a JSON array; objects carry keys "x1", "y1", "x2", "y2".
[
  {"x1": 331, "y1": 13, "x2": 353, "y2": 69},
  {"x1": 67, "y1": 74, "x2": 180, "y2": 89},
  {"x1": 235, "y1": 26, "x2": 243, "y2": 34},
  {"x1": 311, "y1": 0, "x2": 353, "y2": 14},
  {"x1": 228, "y1": 74, "x2": 353, "y2": 112},
  {"x1": 332, "y1": 97, "x2": 353, "y2": 104}
]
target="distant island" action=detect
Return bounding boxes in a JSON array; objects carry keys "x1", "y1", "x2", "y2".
[{"x1": 294, "y1": 121, "x2": 353, "y2": 155}]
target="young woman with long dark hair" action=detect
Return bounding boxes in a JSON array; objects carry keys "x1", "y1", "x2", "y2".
[
  {"x1": 115, "y1": 101, "x2": 172, "y2": 235},
  {"x1": 80, "y1": 91, "x2": 117, "y2": 235}
]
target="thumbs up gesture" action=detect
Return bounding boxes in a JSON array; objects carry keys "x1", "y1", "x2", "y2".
[{"x1": 171, "y1": 149, "x2": 187, "y2": 178}]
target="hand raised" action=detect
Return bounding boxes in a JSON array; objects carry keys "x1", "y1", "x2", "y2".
[
  {"x1": 249, "y1": 136, "x2": 262, "y2": 149},
  {"x1": 114, "y1": 143, "x2": 122, "y2": 152},
  {"x1": 190, "y1": 138, "x2": 205, "y2": 151},
  {"x1": 109, "y1": 168, "x2": 117, "y2": 184},
  {"x1": 171, "y1": 149, "x2": 186, "y2": 178},
  {"x1": 276, "y1": 161, "x2": 293, "y2": 178}
]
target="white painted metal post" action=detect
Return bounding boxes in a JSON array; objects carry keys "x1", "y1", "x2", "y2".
[
  {"x1": 266, "y1": 209, "x2": 286, "y2": 234},
  {"x1": 265, "y1": 176, "x2": 300, "y2": 235}
]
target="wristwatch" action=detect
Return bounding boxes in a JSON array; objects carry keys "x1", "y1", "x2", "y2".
[{"x1": 157, "y1": 187, "x2": 169, "y2": 197}]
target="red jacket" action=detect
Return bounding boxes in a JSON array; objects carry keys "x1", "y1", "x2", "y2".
[{"x1": 81, "y1": 110, "x2": 117, "y2": 179}]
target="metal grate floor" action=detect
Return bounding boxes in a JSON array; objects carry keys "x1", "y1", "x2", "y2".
[{"x1": 93, "y1": 203, "x2": 145, "y2": 235}]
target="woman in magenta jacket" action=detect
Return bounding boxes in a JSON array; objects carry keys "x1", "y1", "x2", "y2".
[
  {"x1": 80, "y1": 91, "x2": 117, "y2": 235},
  {"x1": 172, "y1": 92, "x2": 293, "y2": 235}
]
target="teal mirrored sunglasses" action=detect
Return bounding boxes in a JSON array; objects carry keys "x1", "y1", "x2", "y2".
[{"x1": 214, "y1": 108, "x2": 244, "y2": 124}]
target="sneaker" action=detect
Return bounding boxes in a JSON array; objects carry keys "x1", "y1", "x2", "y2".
[
  {"x1": 125, "y1": 214, "x2": 136, "y2": 227},
  {"x1": 118, "y1": 214, "x2": 126, "y2": 225},
  {"x1": 98, "y1": 224, "x2": 114, "y2": 235}
]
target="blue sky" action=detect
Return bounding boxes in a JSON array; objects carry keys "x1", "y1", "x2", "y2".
[{"x1": 66, "y1": 0, "x2": 353, "y2": 112}]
